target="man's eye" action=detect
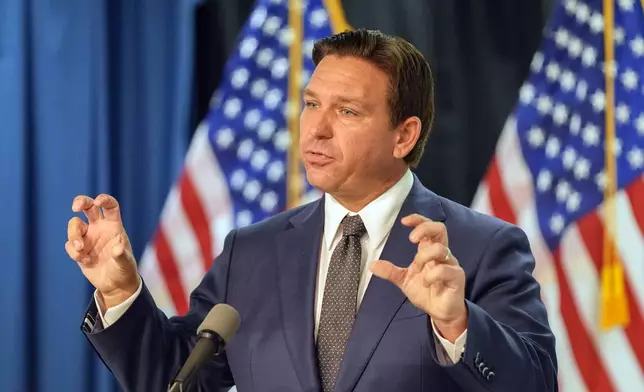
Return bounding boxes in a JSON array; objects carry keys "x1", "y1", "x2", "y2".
[
  {"x1": 341, "y1": 109, "x2": 356, "y2": 116},
  {"x1": 305, "y1": 101, "x2": 318, "y2": 108}
]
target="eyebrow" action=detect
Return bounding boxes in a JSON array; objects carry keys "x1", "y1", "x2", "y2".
[{"x1": 303, "y1": 88, "x2": 367, "y2": 107}]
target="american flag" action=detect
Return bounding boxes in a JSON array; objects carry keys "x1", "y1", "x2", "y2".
[
  {"x1": 471, "y1": 0, "x2": 644, "y2": 391},
  {"x1": 138, "y1": 0, "x2": 348, "y2": 317}
]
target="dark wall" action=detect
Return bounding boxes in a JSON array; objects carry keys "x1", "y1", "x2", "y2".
[{"x1": 191, "y1": 0, "x2": 554, "y2": 206}]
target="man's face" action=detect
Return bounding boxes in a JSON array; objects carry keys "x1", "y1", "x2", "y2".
[{"x1": 299, "y1": 55, "x2": 400, "y2": 200}]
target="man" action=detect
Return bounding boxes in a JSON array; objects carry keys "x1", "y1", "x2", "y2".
[{"x1": 67, "y1": 29, "x2": 557, "y2": 391}]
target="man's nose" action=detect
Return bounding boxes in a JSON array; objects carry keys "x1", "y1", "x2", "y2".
[{"x1": 309, "y1": 112, "x2": 333, "y2": 139}]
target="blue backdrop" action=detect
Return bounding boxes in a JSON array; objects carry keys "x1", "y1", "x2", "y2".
[{"x1": 0, "y1": 0, "x2": 198, "y2": 390}]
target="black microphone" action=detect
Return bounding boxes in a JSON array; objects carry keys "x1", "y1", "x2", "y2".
[{"x1": 167, "y1": 303, "x2": 241, "y2": 392}]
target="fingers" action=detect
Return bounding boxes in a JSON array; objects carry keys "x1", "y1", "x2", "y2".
[
  {"x1": 67, "y1": 217, "x2": 88, "y2": 252},
  {"x1": 370, "y1": 260, "x2": 406, "y2": 288},
  {"x1": 65, "y1": 240, "x2": 90, "y2": 264},
  {"x1": 95, "y1": 194, "x2": 122, "y2": 222},
  {"x1": 408, "y1": 220, "x2": 447, "y2": 245},
  {"x1": 72, "y1": 195, "x2": 101, "y2": 222},
  {"x1": 111, "y1": 233, "x2": 135, "y2": 267},
  {"x1": 412, "y1": 242, "x2": 457, "y2": 270},
  {"x1": 422, "y1": 264, "x2": 462, "y2": 288}
]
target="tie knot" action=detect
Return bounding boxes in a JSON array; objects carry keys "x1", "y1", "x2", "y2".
[{"x1": 341, "y1": 214, "x2": 366, "y2": 237}]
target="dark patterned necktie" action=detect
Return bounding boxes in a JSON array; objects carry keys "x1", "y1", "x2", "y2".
[{"x1": 317, "y1": 214, "x2": 367, "y2": 392}]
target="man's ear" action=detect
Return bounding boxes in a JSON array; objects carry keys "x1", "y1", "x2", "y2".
[{"x1": 393, "y1": 116, "x2": 421, "y2": 159}]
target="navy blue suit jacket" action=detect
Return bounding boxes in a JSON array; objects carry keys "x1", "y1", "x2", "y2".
[{"x1": 82, "y1": 176, "x2": 558, "y2": 391}]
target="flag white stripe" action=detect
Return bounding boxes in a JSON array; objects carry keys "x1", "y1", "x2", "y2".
[
  {"x1": 560, "y1": 225, "x2": 644, "y2": 392},
  {"x1": 160, "y1": 188, "x2": 207, "y2": 297},
  {"x1": 184, "y1": 122, "x2": 234, "y2": 257},
  {"x1": 139, "y1": 245, "x2": 176, "y2": 317}
]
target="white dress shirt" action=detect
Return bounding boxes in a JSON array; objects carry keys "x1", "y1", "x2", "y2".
[{"x1": 95, "y1": 169, "x2": 467, "y2": 363}]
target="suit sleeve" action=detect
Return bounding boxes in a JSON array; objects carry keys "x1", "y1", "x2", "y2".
[
  {"x1": 427, "y1": 225, "x2": 558, "y2": 392},
  {"x1": 80, "y1": 229, "x2": 238, "y2": 392}
]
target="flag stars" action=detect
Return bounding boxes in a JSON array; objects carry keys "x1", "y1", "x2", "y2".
[
  {"x1": 251, "y1": 79, "x2": 268, "y2": 99},
  {"x1": 215, "y1": 127, "x2": 235, "y2": 149},
  {"x1": 618, "y1": 0, "x2": 635, "y2": 11},
  {"x1": 616, "y1": 103, "x2": 630, "y2": 124},
  {"x1": 574, "y1": 3, "x2": 590, "y2": 23},
  {"x1": 555, "y1": 180, "x2": 572, "y2": 202},
  {"x1": 236, "y1": 210, "x2": 253, "y2": 227},
  {"x1": 546, "y1": 62, "x2": 561, "y2": 82},
  {"x1": 560, "y1": 70, "x2": 575, "y2": 92},
  {"x1": 630, "y1": 36, "x2": 644, "y2": 57},
  {"x1": 554, "y1": 28, "x2": 569, "y2": 48},
  {"x1": 590, "y1": 90, "x2": 605, "y2": 112},
  {"x1": 537, "y1": 95, "x2": 553, "y2": 115},
  {"x1": 309, "y1": 9, "x2": 328, "y2": 28},
  {"x1": 243, "y1": 180, "x2": 262, "y2": 202},
  {"x1": 256, "y1": 48, "x2": 275, "y2": 68},
  {"x1": 550, "y1": 213, "x2": 565, "y2": 235},
  {"x1": 262, "y1": 16, "x2": 282, "y2": 36},
  {"x1": 595, "y1": 170, "x2": 607, "y2": 190},
  {"x1": 224, "y1": 98, "x2": 242, "y2": 119},
  {"x1": 576, "y1": 80, "x2": 588, "y2": 101},
  {"x1": 249, "y1": 7, "x2": 267, "y2": 29},
  {"x1": 273, "y1": 129, "x2": 291, "y2": 151},
  {"x1": 581, "y1": 46, "x2": 597, "y2": 67},
  {"x1": 566, "y1": 192, "x2": 582, "y2": 213},
  {"x1": 582, "y1": 123, "x2": 600, "y2": 146},
  {"x1": 278, "y1": 27, "x2": 294, "y2": 47},
  {"x1": 303, "y1": 39, "x2": 315, "y2": 58},
  {"x1": 271, "y1": 57, "x2": 289, "y2": 79},
  {"x1": 264, "y1": 88, "x2": 283, "y2": 110},
  {"x1": 573, "y1": 157, "x2": 591, "y2": 180},
  {"x1": 531, "y1": 52, "x2": 544, "y2": 73},
  {"x1": 267, "y1": 160, "x2": 285, "y2": 182},
  {"x1": 519, "y1": 83, "x2": 536, "y2": 104},
  {"x1": 568, "y1": 37, "x2": 583, "y2": 58},
  {"x1": 562, "y1": 147, "x2": 577, "y2": 169},
  {"x1": 260, "y1": 191, "x2": 279, "y2": 212},
  {"x1": 613, "y1": 138, "x2": 623, "y2": 157},
  {"x1": 614, "y1": 27, "x2": 625, "y2": 45},
  {"x1": 527, "y1": 126, "x2": 545, "y2": 148},
  {"x1": 239, "y1": 37, "x2": 259, "y2": 59},
  {"x1": 258, "y1": 119, "x2": 277, "y2": 141},
  {"x1": 627, "y1": 147, "x2": 644, "y2": 169},
  {"x1": 230, "y1": 169, "x2": 247, "y2": 191},
  {"x1": 251, "y1": 149, "x2": 270, "y2": 171},
  {"x1": 237, "y1": 139, "x2": 255, "y2": 160},
  {"x1": 231, "y1": 68, "x2": 250, "y2": 89},
  {"x1": 244, "y1": 109, "x2": 262, "y2": 130},
  {"x1": 621, "y1": 69, "x2": 638, "y2": 90},
  {"x1": 635, "y1": 114, "x2": 644, "y2": 135},
  {"x1": 537, "y1": 170, "x2": 553, "y2": 192},
  {"x1": 553, "y1": 103, "x2": 569, "y2": 125},
  {"x1": 589, "y1": 12, "x2": 603, "y2": 34},
  {"x1": 545, "y1": 136, "x2": 561, "y2": 158}
]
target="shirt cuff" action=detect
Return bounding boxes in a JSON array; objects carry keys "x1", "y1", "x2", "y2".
[
  {"x1": 93, "y1": 277, "x2": 143, "y2": 328},
  {"x1": 431, "y1": 319, "x2": 467, "y2": 363}
]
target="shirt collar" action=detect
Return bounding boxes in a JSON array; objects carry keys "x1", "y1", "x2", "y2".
[{"x1": 323, "y1": 169, "x2": 414, "y2": 250}]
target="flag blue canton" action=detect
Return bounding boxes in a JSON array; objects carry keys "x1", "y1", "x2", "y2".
[
  {"x1": 515, "y1": 0, "x2": 644, "y2": 250},
  {"x1": 205, "y1": 0, "x2": 334, "y2": 228}
]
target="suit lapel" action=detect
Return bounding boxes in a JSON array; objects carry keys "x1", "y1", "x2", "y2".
[
  {"x1": 334, "y1": 176, "x2": 446, "y2": 391},
  {"x1": 276, "y1": 199, "x2": 325, "y2": 392}
]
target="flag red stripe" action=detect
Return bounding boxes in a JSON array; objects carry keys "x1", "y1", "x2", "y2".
[
  {"x1": 577, "y1": 212, "x2": 644, "y2": 372},
  {"x1": 179, "y1": 171, "x2": 214, "y2": 270},
  {"x1": 485, "y1": 158, "x2": 518, "y2": 224},
  {"x1": 625, "y1": 177, "x2": 644, "y2": 237},
  {"x1": 154, "y1": 229, "x2": 189, "y2": 315},
  {"x1": 552, "y1": 248, "x2": 615, "y2": 392}
]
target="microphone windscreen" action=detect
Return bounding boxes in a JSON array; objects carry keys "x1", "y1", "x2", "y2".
[{"x1": 197, "y1": 303, "x2": 241, "y2": 344}]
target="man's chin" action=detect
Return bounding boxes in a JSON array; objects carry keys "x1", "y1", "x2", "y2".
[{"x1": 304, "y1": 169, "x2": 338, "y2": 194}]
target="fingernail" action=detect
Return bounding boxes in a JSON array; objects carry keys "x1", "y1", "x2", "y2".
[{"x1": 73, "y1": 240, "x2": 83, "y2": 250}]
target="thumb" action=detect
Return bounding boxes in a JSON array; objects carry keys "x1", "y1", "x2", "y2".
[
  {"x1": 370, "y1": 260, "x2": 406, "y2": 288},
  {"x1": 111, "y1": 233, "x2": 134, "y2": 266}
]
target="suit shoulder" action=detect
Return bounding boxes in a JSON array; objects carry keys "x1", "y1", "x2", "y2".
[
  {"x1": 437, "y1": 195, "x2": 521, "y2": 241},
  {"x1": 233, "y1": 199, "x2": 319, "y2": 240}
]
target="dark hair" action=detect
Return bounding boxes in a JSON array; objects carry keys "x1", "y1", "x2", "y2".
[{"x1": 312, "y1": 29, "x2": 434, "y2": 167}]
